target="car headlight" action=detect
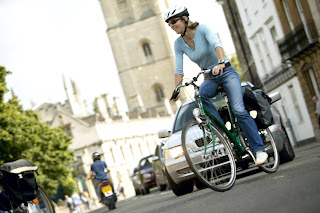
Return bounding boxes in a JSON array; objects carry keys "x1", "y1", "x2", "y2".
[
  {"x1": 143, "y1": 173, "x2": 151, "y2": 178},
  {"x1": 165, "y1": 145, "x2": 184, "y2": 159}
]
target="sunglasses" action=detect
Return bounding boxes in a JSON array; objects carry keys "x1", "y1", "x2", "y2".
[{"x1": 168, "y1": 18, "x2": 180, "y2": 26}]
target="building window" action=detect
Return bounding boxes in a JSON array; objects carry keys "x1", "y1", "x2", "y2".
[
  {"x1": 260, "y1": 31, "x2": 273, "y2": 70},
  {"x1": 253, "y1": 36, "x2": 267, "y2": 75},
  {"x1": 142, "y1": 42, "x2": 152, "y2": 57},
  {"x1": 61, "y1": 123, "x2": 73, "y2": 137},
  {"x1": 120, "y1": 146, "x2": 125, "y2": 161},
  {"x1": 153, "y1": 84, "x2": 164, "y2": 102},
  {"x1": 303, "y1": 66, "x2": 320, "y2": 98},
  {"x1": 282, "y1": 0, "x2": 295, "y2": 30},
  {"x1": 270, "y1": 26, "x2": 278, "y2": 44},
  {"x1": 110, "y1": 147, "x2": 116, "y2": 163},
  {"x1": 117, "y1": 0, "x2": 130, "y2": 17}
]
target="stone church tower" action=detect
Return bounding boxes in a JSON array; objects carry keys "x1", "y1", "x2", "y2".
[
  {"x1": 63, "y1": 75, "x2": 89, "y2": 117},
  {"x1": 99, "y1": 0, "x2": 185, "y2": 118}
]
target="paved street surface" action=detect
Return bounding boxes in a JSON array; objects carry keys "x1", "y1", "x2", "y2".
[{"x1": 90, "y1": 142, "x2": 320, "y2": 213}]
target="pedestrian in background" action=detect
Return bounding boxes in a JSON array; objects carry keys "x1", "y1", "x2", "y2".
[
  {"x1": 83, "y1": 191, "x2": 92, "y2": 210},
  {"x1": 71, "y1": 192, "x2": 82, "y2": 213},
  {"x1": 65, "y1": 195, "x2": 74, "y2": 213},
  {"x1": 117, "y1": 181, "x2": 125, "y2": 198},
  {"x1": 312, "y1": 96, "x2": 320, "y2": 128}
]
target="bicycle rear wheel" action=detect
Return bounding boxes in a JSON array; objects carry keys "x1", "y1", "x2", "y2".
[
  {"x1": 182, "y1": 119, "x2": 236, "y2": 192},
  {"x1": 259, "y1": 128, "x2": 279, "y2": 173},
  {"x1": 24, "y1": 185, "x2": 55, "y2": 213}
]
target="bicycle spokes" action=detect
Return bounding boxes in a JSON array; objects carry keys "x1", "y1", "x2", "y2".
[{"x1": 182, "y1": 119, "x2": 236, "y2": 192}]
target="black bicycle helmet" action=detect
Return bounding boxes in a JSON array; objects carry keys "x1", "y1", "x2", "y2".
[{"x1": 92, "y1": 152, "x2": 101, "y2": 161}]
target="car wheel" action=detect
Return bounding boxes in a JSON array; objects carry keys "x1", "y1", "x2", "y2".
[
  {"x1": 145, "y1": 187, "x2": 150, "y2": 194},
  {"x1": 156, "y1": 175, "x2": 166, "y2": 191},
  {"x1": 279, "y1": 124, "x2": 295, "y2": 163},
  {"x1": 160, "y1": 184, "x2": 167, "y2": 191},
  {"x1": 165, "y1": 168, "x2": 193, "y2": 196},
  {"x1": 140, "y1": 186, "x2": 145, "y2": 195},
  {"x1": 135, "y1": 188, "x2": 141, "y2": 196}
]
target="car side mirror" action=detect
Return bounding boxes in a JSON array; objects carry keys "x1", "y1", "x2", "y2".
[{"x1": 158, "y1": 129, "x2": 170, "y2": 138}]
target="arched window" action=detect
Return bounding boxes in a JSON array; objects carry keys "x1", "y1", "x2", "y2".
[
  {"x1": 142, "y1": 42, "x2": 152, "y2": 57},
  {"x1": 154, "y1": 84, "x2": 164, "y2": 102}
]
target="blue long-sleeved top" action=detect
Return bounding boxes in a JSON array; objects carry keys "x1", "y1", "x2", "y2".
[{"x1": 174, "y1": 24, "x2": 228, "y2": 75}]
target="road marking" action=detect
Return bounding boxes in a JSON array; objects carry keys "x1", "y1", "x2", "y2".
[
  {"x1": 273, "y1": 175, "x2": 285, "y2": 179},
  {"x1": 160, "y1": 191, "x2": 172, "y2": 195}
]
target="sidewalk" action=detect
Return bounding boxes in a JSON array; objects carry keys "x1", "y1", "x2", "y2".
[{"x1": 294, "y1": 140, "x2": 320, "y2": 152}]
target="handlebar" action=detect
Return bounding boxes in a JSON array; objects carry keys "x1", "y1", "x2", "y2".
[{"x1": 170, "y1": 69, "x2": 212, "y2": 100}]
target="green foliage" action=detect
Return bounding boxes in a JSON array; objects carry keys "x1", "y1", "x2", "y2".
[
  {"x1": 93, "y1": 99, "x2": 99, "y2": 114},
  {"x1": 0, "y1": 66, "x2": 11, "y2": 103},
  {"x1": 0, "y1": 65, "x2": 75, "y2": 196},
  {"x1": 62, "y1": 174, "x2": 78, "y2": 196},
  {"x1": 229, "y1": 54, "x2": 243, "y2": 81}
]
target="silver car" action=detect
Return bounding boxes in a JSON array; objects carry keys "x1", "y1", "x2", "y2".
[{"x1": 159, "y1": 85, "x2": 295, "y2": 196}]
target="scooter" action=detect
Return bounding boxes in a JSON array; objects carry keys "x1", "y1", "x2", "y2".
[{"x1": 98, "y1": 179, "x2": 117, "y2": 210}]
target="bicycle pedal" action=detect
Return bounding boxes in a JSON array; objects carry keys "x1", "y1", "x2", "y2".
[{"x1": 241, "y1": 154, "x2": 249, "y2": 159}]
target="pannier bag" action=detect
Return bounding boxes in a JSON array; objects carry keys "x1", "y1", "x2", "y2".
[
  {"x1": 242, "y1": 83, "x2": 273, "y2": 129},
  {"x1": 0, "y1": 159, "x2": 39, "y2": 209}
]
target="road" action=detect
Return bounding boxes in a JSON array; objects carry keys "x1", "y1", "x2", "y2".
[{"x1": 90, "y1": 142, "x2": 320, "y2": 213}]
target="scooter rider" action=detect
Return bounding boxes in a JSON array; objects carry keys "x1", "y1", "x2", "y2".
[{"x1": 89, "y1": 152, "x2": 113, "y2": 199}]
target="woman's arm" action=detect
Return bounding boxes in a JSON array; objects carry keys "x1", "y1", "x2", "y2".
[
  {"x1": 175, "y1": 74, "x2": 183, "y2": 87},
  {"x1": 170, "y1": 74, "x2": 183, "y2": 101},
  {"x1": 213, "y1": 46, "x2": 226, "y2": 75}
]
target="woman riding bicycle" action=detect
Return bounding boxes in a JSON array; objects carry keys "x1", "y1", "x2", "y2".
[{"x1": 165, "y1": 5, "x2": 268, "y2": 165}]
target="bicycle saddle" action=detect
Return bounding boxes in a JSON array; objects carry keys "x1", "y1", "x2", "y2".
[{"x1": 0, "y1": 159, "x2": 38, "y2": 174}]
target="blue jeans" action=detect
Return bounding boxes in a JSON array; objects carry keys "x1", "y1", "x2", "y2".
[{"x1": 199, "y1": 65, "x2": 265, "y2": 154}]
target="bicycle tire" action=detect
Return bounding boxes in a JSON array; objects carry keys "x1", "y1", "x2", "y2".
[
  {"x1": 259, "y1": 128, "x2": 280, "y2": 173},
  {"x1": 182, "y1": 119, "x2": 236, "y2": 192},
  {"x1": 22, "y1": 185, "x2": 55, "y2": 213}
]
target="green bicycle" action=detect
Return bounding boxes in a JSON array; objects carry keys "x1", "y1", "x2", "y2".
[{"x1": 171, "y1": 69, "x2": 279, "y2": 192}]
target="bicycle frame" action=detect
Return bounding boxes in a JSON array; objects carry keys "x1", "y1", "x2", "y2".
[
  {"x1": 195, "y1": 89, "x2": 246, "y2": 155},
  {"x1": 176, "y1": 69, "x2": 247, "y2": 158}
]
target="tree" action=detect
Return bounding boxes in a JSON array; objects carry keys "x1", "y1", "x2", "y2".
[
  {"x1": 229, "y1": 54, "x2": 243, "y2": 81},
  {"x1": 0, "y1": 65, "x2": 75, "y2": 196}
]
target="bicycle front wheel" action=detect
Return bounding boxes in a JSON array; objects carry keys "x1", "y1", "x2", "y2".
[
  {"x1": 25, "y1": 185, "x2": 55, "y2": 213},
  {"x1": 182, "y1": 119, "x2": 236, "y2": 192}
]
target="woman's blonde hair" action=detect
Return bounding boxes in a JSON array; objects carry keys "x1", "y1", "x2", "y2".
[{"x1": 187, "y1": 20, "x2": 199, "y2": 30}]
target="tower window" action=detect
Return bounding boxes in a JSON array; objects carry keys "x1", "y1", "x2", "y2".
[
  {"x1": 154, "y1": 85, "x2": 164, "y2": 102},
  {"x1": 142, "y1": 42, "x2": 152, "y2": 57}
]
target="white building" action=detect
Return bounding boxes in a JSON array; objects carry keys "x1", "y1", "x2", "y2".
[
  {"x1": 34, "y1": 77, "x2": 174, "y2": 201},
  {"x1": 235, "y1": 0, "x2": 314, "y2": 144}
]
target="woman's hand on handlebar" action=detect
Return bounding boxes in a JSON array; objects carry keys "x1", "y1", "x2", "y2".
[
  {"x1": 212, "y1": 63, "x2": 225, "y2": 75},
  {"x1": 169, "y1": 94, "x2": 180, "y2": 102},
  {"x1": 170, "y1": 88, "x2": 180, "y2": 102}
]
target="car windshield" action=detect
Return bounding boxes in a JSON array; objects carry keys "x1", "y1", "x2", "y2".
[
  {"x1": 140, "y1": 156, "x2": 153, "y2": 170},
  {"x1": 172, "y1": 93, "x2": 227, "y2": 133}
]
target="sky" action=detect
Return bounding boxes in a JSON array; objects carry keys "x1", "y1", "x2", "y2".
[{"x1": 0, "y1": 0, "x2": 235, "y2": 113}]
